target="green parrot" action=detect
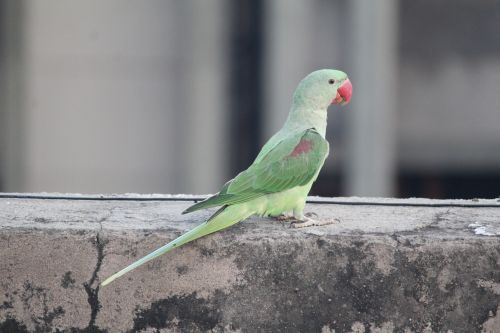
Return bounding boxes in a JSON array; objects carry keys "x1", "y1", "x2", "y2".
[{"x1": 101, "y1": 69, "x2": 352, "y2": 286}]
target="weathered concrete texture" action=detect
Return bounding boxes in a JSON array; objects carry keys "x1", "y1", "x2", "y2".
[{"x1": 0, "y1": 194, "x2": 499, "y2": 333}]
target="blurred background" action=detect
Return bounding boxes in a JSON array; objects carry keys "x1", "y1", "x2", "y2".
[{"x1": 1, "y1": 0, "x2": 499, "y2": 199}]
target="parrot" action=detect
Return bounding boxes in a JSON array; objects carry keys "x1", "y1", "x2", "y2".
[{"x1": 101, "y1": 69, "x2": 352, "y2": 286}]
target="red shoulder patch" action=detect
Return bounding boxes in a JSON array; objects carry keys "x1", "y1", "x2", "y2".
[{"x1": 289, "y1": 139, "x2": 313, "y2": 157}]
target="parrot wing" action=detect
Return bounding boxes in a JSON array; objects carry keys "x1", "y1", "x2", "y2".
[{"x1": 183, "y1": 128, "x2": 328, "y2": 214}]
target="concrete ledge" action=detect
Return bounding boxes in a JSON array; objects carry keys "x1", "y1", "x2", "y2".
[{"x1": 0, "y1": 194, "x2": 499, "y2": 332}]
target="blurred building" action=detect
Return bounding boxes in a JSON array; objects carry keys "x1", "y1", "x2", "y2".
[
  {"x1": 1, "y1": 0, "x2": 499, "y2": 199},
  {"x1": 0, "y1": 1, "x2": 229, "y2": 194}
]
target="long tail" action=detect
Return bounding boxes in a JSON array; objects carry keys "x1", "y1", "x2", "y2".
[{"x1": 101, "y1": 204, "x2": 252, "y2": 286}]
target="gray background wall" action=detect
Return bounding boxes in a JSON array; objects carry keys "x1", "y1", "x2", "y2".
[{"x1": 1, "y1": 0, "x2": 499, "y2": 198}]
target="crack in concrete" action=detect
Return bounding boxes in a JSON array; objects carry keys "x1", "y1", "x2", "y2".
[
  {"x1": 96, "y1": 207, "x2": 115, "y2": 232},
  {"x1": 82, "y1": 233, "x2": 107, "y2": 331}
]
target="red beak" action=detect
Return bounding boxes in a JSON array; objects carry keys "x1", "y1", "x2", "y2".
[{"x1": 332, "y1": 78, "x2": 352, "y2": 105}]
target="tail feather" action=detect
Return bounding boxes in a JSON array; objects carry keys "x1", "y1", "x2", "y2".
[
  {"x1": 182, "y1": 195, "x2": 232, "y2": 214},
  {"x1": 101, "y1": 205, "x2": 252, "y2": 286}
]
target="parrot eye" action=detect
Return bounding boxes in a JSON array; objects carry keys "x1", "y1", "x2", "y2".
[{"x1": 328, "y1": 79, "x2": 335, "y2": 85}]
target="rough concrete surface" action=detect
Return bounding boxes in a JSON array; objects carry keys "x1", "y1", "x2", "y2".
[{"x1": 0, "y1": 194, "x2": 499, "y2": 333}]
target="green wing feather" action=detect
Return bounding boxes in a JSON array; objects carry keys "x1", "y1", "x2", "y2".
[{"x1": 183, "y1": 128, "x2": 328, "y2": 214}]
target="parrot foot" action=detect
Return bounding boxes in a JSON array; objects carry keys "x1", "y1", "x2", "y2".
[
  {"x1": 274, "y1": 214, "x2": 295, "y2": 221},
  {"x1": 290, "y1": 217, "x2": 339, "y2": 228}
]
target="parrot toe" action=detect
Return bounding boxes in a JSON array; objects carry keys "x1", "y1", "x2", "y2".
[
  {"x1": 274, "y1": 214, "x2": 295, "y2": 221},
  {"x1": 290, "y1": 217, "x2": 339, "y2": 228}
]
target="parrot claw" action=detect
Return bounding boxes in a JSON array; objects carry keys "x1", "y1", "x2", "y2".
[{"x1": 290, "y1": 217, "x2": 339, "y2": 228}]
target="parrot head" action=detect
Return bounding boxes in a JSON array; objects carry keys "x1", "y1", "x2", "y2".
[{"x1": 293, "y1": 69, "x2": 352, "y2": 109}]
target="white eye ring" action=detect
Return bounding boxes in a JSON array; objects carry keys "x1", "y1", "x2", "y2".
[{"x1": 328, "y1": 79, "x2": 335, "y2": 85}]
